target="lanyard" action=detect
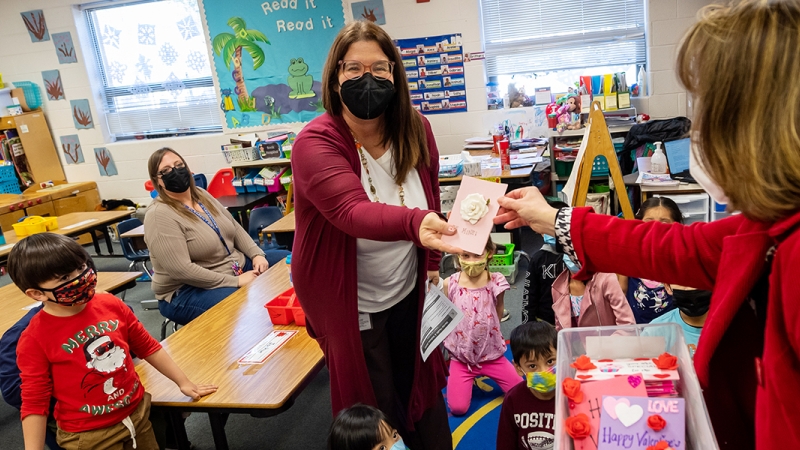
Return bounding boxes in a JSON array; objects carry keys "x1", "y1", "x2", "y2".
[{"x1": 184, "y1": 202, "x2": 232, "y2": 256}]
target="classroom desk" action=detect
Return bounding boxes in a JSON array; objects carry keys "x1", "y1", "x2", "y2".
[
  {"x1": 262, "y1": 211, "x2": 295, "y2": 250},
  {"x1": 621, "y1": 173, "x2": 705, "y2": 203},
  {"x1": 0, "y1": 210, "x2": 133, "y2": 261},
  {"x1": 135, "y1": 260, "x2": 324, "y2": 450},
  {"x1": 438, "y1": 157, "x2": 537, "y2": 186},
  {"x1": 0, "y1": 271, "x2": 141, "y2": 335},
  {"x1": 217, "y1": 192, "x2": 272, "y2": 230},
  {"x1": 120, "y1": 224, "x2": 146, "y2": 252}
]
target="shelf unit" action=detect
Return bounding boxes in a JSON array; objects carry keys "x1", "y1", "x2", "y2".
[{"x1": 228, "y1": 157, "x2": 293, "y2": 214}]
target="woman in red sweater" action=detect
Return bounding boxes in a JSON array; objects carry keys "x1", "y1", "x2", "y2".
[
  {"x1": 291, "y1": 21, "x2": 460, "y2": 449},
  {"x1": 494, "y1": 2, "x2": 800, "y2": 449}
]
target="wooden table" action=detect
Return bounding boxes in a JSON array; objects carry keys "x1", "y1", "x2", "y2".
[
  {"x1": 0, "y1": 271, "x2": 141, "y2": 335},
  {"x1": 135, "y1": 260, "x2": 324, "y2": 450},
  {"x1": 621, "y1": 173, "x2": 705, "y2": 203},
  {"x1": 262, "y1": 211, "x2": 295, "y2": 251},
  {"x1": 120, "y1": 224, "x2": 145, "y2": 238},
  {"x1": 0, "y1": 210, "x2": 133, "y2": 261},
  {"x1": 217, "y1": 192, "x2": 272, "y2": 230}
]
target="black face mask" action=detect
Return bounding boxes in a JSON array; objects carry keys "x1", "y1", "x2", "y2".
[
  {"x1": 340, "y1": 73, "x2": 395, "y2": 120},
  {"x1": 161, "y1": 166, "x2": 192, "y2": 193},
  {"x1": 672, "y1": 289, "x2": 712, "y2": 317}
]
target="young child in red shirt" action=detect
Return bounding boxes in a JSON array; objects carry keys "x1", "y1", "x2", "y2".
[
  {"x1": 8, "y1": 233, "x2": 217, "y2": 450},
  {"x1": 496, "y1": 321, "x2": 558, "y2": 450}
]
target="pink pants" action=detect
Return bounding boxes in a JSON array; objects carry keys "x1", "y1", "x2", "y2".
[{"x1": 446, "y1": 356, "x2": 522, "y2": 416}]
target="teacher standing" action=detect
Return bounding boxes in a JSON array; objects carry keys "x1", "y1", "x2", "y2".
[
  {"x1": 494, "y1": 2, "x2": 800, "y2": 449},
  {"x1": 291, "y1": 21, "x2": 460, "y2": 449}
]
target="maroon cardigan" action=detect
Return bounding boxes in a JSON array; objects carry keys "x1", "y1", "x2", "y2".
[
  {"x1": 568, "y1": 206, "x2": 800, "y2": 450},
  {"x1": 291, "y1": 112, "x2": 446, "y2": 424}
]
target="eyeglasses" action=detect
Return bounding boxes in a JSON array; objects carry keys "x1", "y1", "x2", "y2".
[
  {"x1": 338, "y1": 60, "x2": 395, "y2": 81},
  {"x1": 157, "y1": 162, "x2": 186, "y2": 178}
]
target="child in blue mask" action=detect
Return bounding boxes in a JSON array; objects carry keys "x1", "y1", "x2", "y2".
[
  {"x1": 497, "y1": 322, "x2": 558, "y2": 450},
  {"x1": 328, "y1": 404, "x2": 407, "y2": 450}
]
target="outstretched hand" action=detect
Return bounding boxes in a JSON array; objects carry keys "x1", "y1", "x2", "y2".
[
  {"x1": 419, "y1": 212, "x2": 464, "y2": 255},
  {"x1": 494, "y1": 187, "x2": 559, "y2": 236},
  {"x1": 180, "y1": 382, "x2": 218, "y2": 401}
]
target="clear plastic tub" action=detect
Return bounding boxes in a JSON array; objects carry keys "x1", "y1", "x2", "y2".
[{"x1": 555, "y1": 323, "x2": 718, "y2": 450}]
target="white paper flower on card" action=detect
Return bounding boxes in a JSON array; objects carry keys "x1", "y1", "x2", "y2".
[{"x1": 460, "y1": 193, "x2": 490, "y2": 225}]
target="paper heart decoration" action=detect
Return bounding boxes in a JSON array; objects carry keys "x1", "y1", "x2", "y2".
[
  {"x1": 603, "y1": 396, "x2": 630, "y2": 419},
  {"x1": 615, "y1": 402, "x2": 644, "y2": 428},
  {"x1": 628, "y1": 375, "x2": 643, "y2": 388}
]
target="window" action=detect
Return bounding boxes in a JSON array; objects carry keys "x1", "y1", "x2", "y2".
[
  {"x1": 480, "y1": 0, "x2": 646, "y2": 95},
  {"x1": 84, "y1": 0, "x2": 222, "y2": 139}
]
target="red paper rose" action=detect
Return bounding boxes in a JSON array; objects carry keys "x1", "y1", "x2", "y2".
[
  {"x1": 565, "y1": 413, "x2": 592, "y2": 440},
  {"x1": 570, "y1": 355, "x2": 597, "y2": 370},
  {"x1": 647, "y1": 414, "x2": 667, "y2": 432},
  {"x1": 562, "y1": 377, "x2": 584, "y2": 403},
  {"x1": 646, "y1": 440, "x2": 672, "y2": 450},
  {"x1": 652, "y1": 352, "x2": 679, "y2": 370}
]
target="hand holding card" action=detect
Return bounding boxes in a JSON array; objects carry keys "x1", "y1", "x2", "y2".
[{"x1": 442, "y1": 176, "x2": 508, "y2": 255}]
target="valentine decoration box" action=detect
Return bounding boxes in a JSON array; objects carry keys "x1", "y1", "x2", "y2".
[{"x1": 553, "y1": 323, "x2": 718, "y2": 450}]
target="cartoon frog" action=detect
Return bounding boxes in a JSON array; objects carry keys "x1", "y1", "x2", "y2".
[{"x1": 287, "y1": 57, "x2": 315, "y2": 99}]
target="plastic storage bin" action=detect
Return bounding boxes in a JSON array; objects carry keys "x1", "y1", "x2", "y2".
[
  {"x1": 488, "y1": 252, "x2": 520, "y2": 284},
  {"x1": 221, "y1": 146, "x2": 260, "y2": 164},
  {"x1": 12, "y1": 81, "x2": 42, "y2": 110},
  {"x1": 662, "y1": 193, "x2": 710, "y2": 223},
  {"x1": 491, "y1": 242, "x2": 515, "y2": 266},
  {"x1": 13, "y1": 216, "x2": 47, "y2": 237},
  {"x1": 555, "y1": 324, "x2": 719, "y2": 450},
  {"x1": 439, "y1": 155, "x2": 463, "y2": 178},
  {"x1": 264, "y1": 288, "x2": 297, "y2": 325},
  {"x1": 591, "y1": 155, "x2": 609, "y2": 176}
]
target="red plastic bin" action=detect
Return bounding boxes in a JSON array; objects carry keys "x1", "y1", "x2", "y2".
[{"x1": 265, "y1": 288, "x2": 296, "y2": 325}]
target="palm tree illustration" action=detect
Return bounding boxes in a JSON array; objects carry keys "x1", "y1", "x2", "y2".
[{"x1": 212, "y1": 18, "x2": 270, "y2": 112}]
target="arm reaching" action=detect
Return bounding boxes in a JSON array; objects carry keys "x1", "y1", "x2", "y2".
[
  {"x1": 144, "y1": 349, "x2": 217, "y2": 400},
  {"x1": 22, "y1": 414, "x2": 47, "y2": 450}
]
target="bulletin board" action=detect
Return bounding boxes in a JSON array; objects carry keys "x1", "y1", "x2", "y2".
[
  {"x1": 394, "y1": 34, "x2": 467, "y2": 115},
  {"x1": 199, "y1": 0, "x2": 346, "y2": 129}
]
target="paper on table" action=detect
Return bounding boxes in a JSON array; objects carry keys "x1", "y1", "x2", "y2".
[
  {"x1": 441, "y1": 176, "x2": 508, "y2": 255},
  {"x1": 420, "y1": 283, "x2": 464, "y2": 361},
  {"x1": 238, "y1": 330, "x2": 297, "y2": 365},
  {"x1": 62, "y1": 219, "x2": 98, "y2": 230},
  {"x1": 635, "y1": 157, "x2": 652, "y2": 183},
  {"x1": 0, "y1": 243, "x2": 14, "y2": 251}
]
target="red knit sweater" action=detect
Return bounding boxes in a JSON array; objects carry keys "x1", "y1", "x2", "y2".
[{"x1": 291, "y1": 112, "x2": 447, "y2": 424}]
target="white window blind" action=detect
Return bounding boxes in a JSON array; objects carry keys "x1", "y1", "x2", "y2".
[
  {"x1": 84, "y1": 0, "x2": 222, "y2": 139},
  {"x1": 480, "y1": 0, "x2": 646, "y2": 77}
]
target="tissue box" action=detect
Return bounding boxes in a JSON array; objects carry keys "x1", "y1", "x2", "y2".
[{"x1": 463, "y1": 161, "x2": 481, "y2": 177}]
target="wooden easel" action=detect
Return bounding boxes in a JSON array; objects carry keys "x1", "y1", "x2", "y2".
[{"x1": 572, "y1": 101, "x2": 635, "y2": 219}]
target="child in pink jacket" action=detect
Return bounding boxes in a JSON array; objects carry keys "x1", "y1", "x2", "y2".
[{"x1": 551, "y1": 255, "x2": 634, "y2": 330}]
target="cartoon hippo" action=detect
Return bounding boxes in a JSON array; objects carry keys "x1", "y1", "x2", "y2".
[{"x1": 288, "y1": 57, "x2": 315, "y2": 99}]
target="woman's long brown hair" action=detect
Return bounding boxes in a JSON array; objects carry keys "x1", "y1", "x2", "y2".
[
  {"x1": 147, "y1": 148, "x2": 221, "y2": 221},
  {"x1": 321, "y1": 21, "x2": 429, "y2": 185}
]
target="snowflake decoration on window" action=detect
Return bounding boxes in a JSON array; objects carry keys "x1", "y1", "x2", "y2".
[
  {"x1": 173, "y1": 0, "x2": 199, "y2": 13},
  {"x1": 161, "y1": 72, "x2": 185, "y2": 99},
  {"x1": 186, "y1": 51, "x2": 206, "y2": 73},
  {"x1": 129, "y1": 78, "x2": 152, "y2": 99},
  {"x1": 102, "y1": 25, "x2": 121, "y2": 49},
  {"x1": 136, "y1": 55, "x2": 153, "y2": 79},
  {"x1": 138, "y1": 24, "x2": 156, "y2": 45},
  {"x1": 107, "y1": 61, "x2": 128, "y2": 84},
  {"x1": 176, "y1": 16, "x2": 200, "y2": 40},
  {"x1": 158, "y1": 43, "x2": 179, "y2": 66}
]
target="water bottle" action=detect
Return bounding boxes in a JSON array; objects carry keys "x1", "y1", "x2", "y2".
[{"x1": 285, "y1": 254, "x2": 292, "y2": 287}]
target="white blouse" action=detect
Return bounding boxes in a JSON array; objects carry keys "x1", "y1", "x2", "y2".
[{"x1": 356, "y1": 147, "x2": 427, "y2": 313}]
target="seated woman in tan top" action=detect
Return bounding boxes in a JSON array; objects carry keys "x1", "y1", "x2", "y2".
[{"x1": 144, "y1": 148, "x2": 289, "y2": 325}]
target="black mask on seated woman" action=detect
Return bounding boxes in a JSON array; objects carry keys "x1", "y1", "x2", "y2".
[
  {"x1": 672, "y1": 289, "x2": 712, "y2": 317},
  {"x1": 161, "y1": 166, "x2": 192, "y2": 193},
  {"x1": 340, "y1": 73, "x2": 395, "y2": 120}
]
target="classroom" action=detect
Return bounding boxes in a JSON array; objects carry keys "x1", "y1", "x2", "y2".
[{"x1": 0, "y1": 0, "x2": 797, "y2": 449}]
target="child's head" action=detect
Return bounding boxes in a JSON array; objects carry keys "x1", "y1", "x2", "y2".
[
  {"x1": 7, "y1": 233, "x2": 97, "y2": 306},
  {"x1": 510, "y1": 321, "x2": 558, "y2": 375},
  {"x1": 457, "y1": 237, "x2": 495, "y2": 278},
  {"x1": 328, "y1": 404, "x2": 404, "y2": 450},
  {"x1": 636, "y1": 196, "x2": 684, "y2": 224}
]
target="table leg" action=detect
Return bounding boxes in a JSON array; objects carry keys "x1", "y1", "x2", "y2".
[
  {"x1": 102, "y1": 227, "x2": 115, "y2": 255},
  {"x1": 90, "y1": 231, "x2": 102, "y2": 255},
  {"x1": 208, "y1": 412, "x2": 230, "y2": 450},
  {"x1": 240, "y1": 210, "x2": 250, "y2": 231},
  {"x1": 167, "y1": 410, "x2": 191, "y2": 450}
]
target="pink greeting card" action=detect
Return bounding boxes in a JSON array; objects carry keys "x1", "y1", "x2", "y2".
[
  {"x1": 569, "y1": 375, "x2": 648, "y2": 450},
  {"x1": 441, "y1": 176, "x2": 507, "y2": 255},
  {"x1": 575, "y1": 358, "x2": 679, "y2": 382},
  {"x1": 597, "y1": 396, "x2": 685, "y2": 450}
]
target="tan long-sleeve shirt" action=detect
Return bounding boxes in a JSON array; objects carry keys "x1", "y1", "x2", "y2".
[{"x1": 144, "y1": 190, "x2": 263, "y2": 301}]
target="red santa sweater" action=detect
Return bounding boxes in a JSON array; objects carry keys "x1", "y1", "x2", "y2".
[{"x1": 18, "y1": 293, "x2": 161, "y2": 432}]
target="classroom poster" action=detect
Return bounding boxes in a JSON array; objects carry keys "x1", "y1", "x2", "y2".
[
  {"x1": 21, "y1": 10, "x2": 49, "y2": 42},
  {"x1": 394, "y1": 34, "x2": 467, "y2": 115},
  {"x1": 351, "y1": 0, "x2": 386, "y2": 25},
  {"x1": 199, "y1": 0, "x2": 346, "y2": 129}
]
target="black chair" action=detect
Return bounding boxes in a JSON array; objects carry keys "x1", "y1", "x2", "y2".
[
  {"x1": 248, "y1": 206, "x2": 286, "y2": 250},
  {"x1": 193, "y1": 173, "x2": 208, "y2": 190}
]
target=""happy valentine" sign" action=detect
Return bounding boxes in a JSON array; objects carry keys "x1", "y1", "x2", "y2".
[{"x1": 597, "y1": 396, "x2": 685, "y2": 450}]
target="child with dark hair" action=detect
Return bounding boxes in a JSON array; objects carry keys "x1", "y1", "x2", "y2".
[
  {"x1": 496, "y1": 322, "x2": 558, "y2": 450},
  {"x1": 619, "y1": 196, "x2": 684, "y2": 323},
  {"x1": 328, "y1": 404, "x2": 406, "y2": 450},
  {"x1": 8, "y1": 233, "x2": 217, "y2": 450},
  {"x1": 522, "y1": 200, "x2": 569, "y2": 325}
]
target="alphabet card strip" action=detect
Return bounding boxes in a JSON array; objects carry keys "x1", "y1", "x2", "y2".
[
  {"x1": 441, "y1": 176, "x2": 507, "y2": 255},
  {"x1": 569, "y1": 375, "x2": 648, "y2": 450},
  {"x1": 597, "y1": 396, "x2": 685, "y2": 450}
]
